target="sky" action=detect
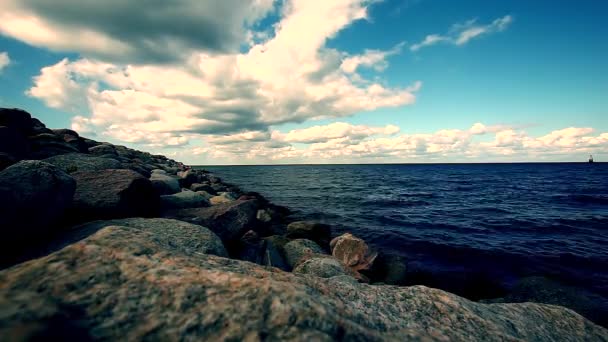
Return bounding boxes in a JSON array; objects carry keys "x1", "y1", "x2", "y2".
[{"x1": 0, "y1": 0, "x2": 606, "y2": 164}]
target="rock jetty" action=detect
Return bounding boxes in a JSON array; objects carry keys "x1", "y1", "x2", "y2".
[{"x1": 1, "y1": 107, "x2": 607, "y2": 341}]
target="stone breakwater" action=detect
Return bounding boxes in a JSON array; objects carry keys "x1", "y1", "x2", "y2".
[{"x1": 0, "y1": 107, "x2": 607, "y2": 341}]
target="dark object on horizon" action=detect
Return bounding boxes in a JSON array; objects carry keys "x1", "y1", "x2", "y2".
[{"x1": 589, "y1": 154, "x2": 594, "y2": 163}]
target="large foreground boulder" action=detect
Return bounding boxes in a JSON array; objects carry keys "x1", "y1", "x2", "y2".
[
  {"x1": 164, "y1": 199, "x2": 258, "y2": 244},
  {"x1": 71, "y1": 169, "x2": 159, "y2": 220},
  {"x1": 43, "y1": 153, "x2": 123, "y2": 173},
  {"x1": 0, "y1": 161, "x2": 76, "y2": 250},
  {"x1": 0, "y1": 225, "x2": 606, "y2": 341}
]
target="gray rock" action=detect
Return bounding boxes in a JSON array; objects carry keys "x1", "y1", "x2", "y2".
[
  {"x1": 71, "y1": 169, "x2": 159, "y2": 220},
  {"x1": 293, "y1": 257, "x2": 347, "y2": 278},
  {"x1": 256, "y1": 209, "x2": 273, "y2": 223},
  {"x1": 177, "y1": 169, "x2": 199, "y2": 187},
  {"x1": 0, "y1": 161, "x2": 76, "y2": 247},
  {"x1": 194, "y1": 190, "x2": 214, "y2": 200},
  {"x1": 27, "y1": 133, "x2": 81, "y2": 159},
  {"x1": 1, "y1": 226, "x2": 606, "y2": 341},
  {"x1": 164, "y1": 199, "x2": 258, "y2": 243},
  {"x1": 160, "y1": 191, "x2": 210, "y2": 209},
  {"x1": 88, "y1": 144, "x2": 118, "y2": 156},
  {"x1": 150, "y1": 173, "x2": 181, "y2": 195},
  {"x1": 151, "y1": 169, "x2": 167, "y2": 175},
  {"x1": 284, "y1": 239, "x2": 325, "y2": 269},
  {"x1": 286, "y1": 221, "x2": 331, "y2": 247},
  {"x1": 262, "y1": 236, "x2": 289, "y2": 271},
  {"x1": 43, "y1": 153, "x2": 123, "y2": 173},
  {"x1": 190, "y1": 183, "x2": 216, "y2": 194}
]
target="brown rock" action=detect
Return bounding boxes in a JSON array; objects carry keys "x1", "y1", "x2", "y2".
[{"x1": 330, "y1": 233, "x2": 377, "y2": 281}]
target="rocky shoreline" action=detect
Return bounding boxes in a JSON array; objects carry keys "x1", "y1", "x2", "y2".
[{"x1": 1, "y1": 107, "x2": 607, "y2": 341}]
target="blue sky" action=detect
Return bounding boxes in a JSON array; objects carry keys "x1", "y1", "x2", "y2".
[{"x1": 0, "y1": 0, "x2": 606, "y2": 164}]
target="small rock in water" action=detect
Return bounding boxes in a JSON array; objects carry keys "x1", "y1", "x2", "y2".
[{"x1": 330, "y1": 233, "x2": 377, "y2": 281}]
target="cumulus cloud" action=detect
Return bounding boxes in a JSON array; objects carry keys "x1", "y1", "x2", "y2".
[
  {"x1": 23, "y1": 0, "x2": 419, "y2": 147},
  {"x1": 0, "y1": 0, "x2": 276, "y2": 63},
  {"x1": 281, "y1": 122, "x2": 400, "y2": 143},
  {"x1": 0, "y1": 52, "x2": 10, "y2": 73},
  {"x1": 411, "y1": 15, "x2": 512, "y2": 51}
]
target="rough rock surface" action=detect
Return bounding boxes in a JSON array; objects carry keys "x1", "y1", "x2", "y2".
[
  {"x1": 331, "y1": 233, "x2": 378, "y2": 279},
  {"x1": 164, "y1": 199, "x2": 259, "y2": 243},
  {"x1": 293, "y1": 256, "x2": 347, "y2": 278},
  {"x1": 209, "y1": 192, "x2": 237, "y2": 205},
  {"x1": 43, "y1": 153, "x2": 123, "y2": 173},
  {"x1": 150, "y1": 173, "x2": 181, "y2": 195},
  {"x1": 71, "y1": 169, "x2": 159, "y2": 220},
  {"x1": 160, "y1": 191, "x2": 210, "y2": 209},
  {"x1": 286, "y1": 221, "x2": 332, "y2": 247},
  {"x1": 0, "y1": 161, "x2": 76, "y2": 248},
  {"x1": 1, "y1": 226, "x2": 606, "y2": 341},
  {"x1": 284, "y1": 239, "x2": 325, "y2": 269}
]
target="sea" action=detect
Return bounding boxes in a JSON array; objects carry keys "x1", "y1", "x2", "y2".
[{"x1": 200, "y1": 163, "x2": 608, "y2": 302}]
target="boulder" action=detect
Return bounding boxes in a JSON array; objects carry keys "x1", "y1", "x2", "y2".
[
  {"x1": 43, "y1": 153, "x2": 123, "y2": 173},
  {"x1": 210, "y1": 183, "x2": 227, "y2": 193},
  {"x1": 331, "y1": 233, "x2": 377, "y2": 281},
  {"x1": 27, "y1": 133, "x2": 80, "y2": 159},
  {"x1": 283, "y1": 239, "x2": 325, "y2": 269},
  {"x1": 190, "y1": 183, "x2": 216, "y2": 194},
  {"x1": 0, "y1": 161, "x2": 76, "y2": 250},
  {"x1": 163, "y1": 199, "x2": 258, "y2": 244},
  {"x1": 71, "y1": 169, "x2": 159, "y2": 220},
  {"x1": 29, "y1": 117, "x2": 53, "y2": 135},
  {"x1": 256, "y1": 209, "x2": 272, "y2": 223},
  {"x1": 363, "y1": 253, "x2": 408, "y2": 285},
  {"x1": 177, "y1": 169, "x2": 200, "y2": 188},
  {"x1": 195, "y1": 190, "x2": 214, "y2": 200},
  {"x1": 150, "y1": 173, "x2": 181, "y2": 195},
  {"x1": 0, "y1": 108, "x2": 32, "y2": 135},
  {"x1": 52, "y1": 129, "x2": 87, "y2": 152},
  {"x1": 151, "y1": 169, "x2": 167, "y2": 175},
  {"x1": 293, "y1": 257, "x2": 348, "y2": 278},
  {"x1": 0, "y1": 152, "x2": 17, "y2": 171},
  {"x1": 262, "y1": 235, "x2": 290, "y2": 271},
  {"x1": 160, "y1": 191, "x2": 210, "y2": 210},
  {"x1": 88, "y1": 144, "x2": 118, "y2": 156},
  {"x1": 209, "y1": 192, "x2": 237, "y2": 205},
  {"x1": 0, "y1": 126, "x2": 29, "y2": 159},
  {"x1": 236, "y1": 230, "x2": 266, "y2": 264},
  {"x1": 286, "y1": 221, "x2": 331, "y2": 248},
  {"x1": 1, "y1": 226, "x2": 606, "y2": 341}
]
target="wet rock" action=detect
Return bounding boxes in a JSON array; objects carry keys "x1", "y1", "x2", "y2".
[
  {"x1": 150, "y1": 173, "x2": 181, "y2": 195},
  {"x1": 71, "y1": 169, "x2": 159, "y2": 221},
  {"x1": 293, "y1": 257, "x2": 347, "y2": 278},
  {"x1": 0, "y1": 161, "x2": 76, "y2": 250},
  {"x1": 163, "y1": 199, "x2": 258, "y2": 244},
  {"x1": 286, "y1": 221, "x2": 331, "y2": 248},
  {"x1": 284, "y1": 239, "x2": 325, "y2": 269},
  {"x1": 160, "y1": 191, "x2": 210, "y2": 209},
  {"x1": 1, "y1": 226, "x2": 605, "y2": 341},
  {"x1": 331, "y1": 233, "x2": 377, "y2": 281},
  {"x1": 43, "y1": 153, "x2": 123, "y2": 173},
  {"x1": 363, "y1": 253, "x2": 408, "y2": 285}
]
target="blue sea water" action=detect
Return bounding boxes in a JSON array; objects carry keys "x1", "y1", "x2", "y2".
[{"x1": 201, "y1": 163, "x2": 608, "y2": 300}]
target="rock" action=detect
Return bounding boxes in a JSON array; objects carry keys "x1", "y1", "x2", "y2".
[
  {"x1": 190, "y1": 183, "x2": 216, "y2": 194},
  {"x1": 209, "y1": 192, "x2": 237, "y2": 205},
  {"x1": 0, "y1": 108, "x2": 32, "y2": 135},
  {"x1": 71, "y1": 169, "x2": 159, "y2": 221},
  {"x1": 0, "y1": 126, "x2": 29, "y2": 159},
  {"x1": 29, "y1": 117, "x2": 53, "y2": 135},
  {"x1": 0, "y1": 161, "x2": 76, "y2": 251},
  {"x1": 236, "y1": 230, "x2": 265, "y2": 264},
  {"x1": 0, "y1": 152, "x2": 17, "y2": 171},
  {"x1": 283, "y1": 239, "x2": 325, "y2": 269},
  {"x1": 330, "y1": 233, "x2": 377, "y2": 281},
  {"x1": 150, "y1": 173, "x2": 181, "y2": 195},
  {"x1": 67, "y1": 218, "x2": 228, "y2": 258},
  {"x1": 43, "y1": 153, "x2": 123, "y2": 173},
  {"x1": 363, "y1": 253, "x2": 408, "y2": 285},
  {"x1": 28, "y1": 133, "x2": 80, "y2": 159},
  {"x1": 293, "y1": 257, "x2": 347, "y2": 278},
  {"x1": 262, "y1": 236, "x2": 290, "y2": 271},
  {"x1": 328, "y1": 275, "x2": 359, "y2": 285},
  {"x1": 122, "y1": 162, "x2": 152, "y2": 178},
  {"x1": 286, "y1": 221, "x2": 331, "y2": 247},
  {"x1": 210, "y1": 183, "x2": 227, "y2": 193},
  {"x1": 160, "y1": 191, "x2": 210, "y2": 209},
  {"x1": 151, "y1": 169, "x2": 167, "y2": 175},
  {"x1": 52, "y1": 129, "x2": 87, "y2": 153},
  {"x1": 488, "y1": 276, "x2": 608, "y2": 328},
  {"x1": 163, "y1": 199, "x2": 258, "y2": 244},
  {"x1": 256, "y1": 209, "x2": 272, "y2": 223},
  {"x1": 1, "y1": 226, "x2": 606, "y2": 341},
  {"x1": 88, "y1": 144, "x2": 118, "y2": 156},
  {"x1": 195, "y1": 190, "x2": 214, "y2": 200},
  {"x1": 177, "y1": 169, "x2": 199, "y2": 188}
]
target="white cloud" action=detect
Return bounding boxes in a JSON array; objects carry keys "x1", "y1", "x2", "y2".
[
  {"x1": 0, "y1": 0, "x2": 276, "y2": 62},
  {"x1": 0, "y1": 52, "x2": 10, "y2": 73},
  {"x1": 24, "y1": 0, "x2": 419, "y2": 147},
  {"x1": 281, "y1": 122, "x2": 400, "y2": 143},
  {"x1": 341, "y1": 42, "x2": 405, "y2": 73},
  {"x1": 411, "y1": 15, "x2": 513, "y2": 51}
]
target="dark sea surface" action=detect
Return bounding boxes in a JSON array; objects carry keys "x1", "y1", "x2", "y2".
[{"x1": 201, "y1": 163, "x2": 608, "y2": 301}]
